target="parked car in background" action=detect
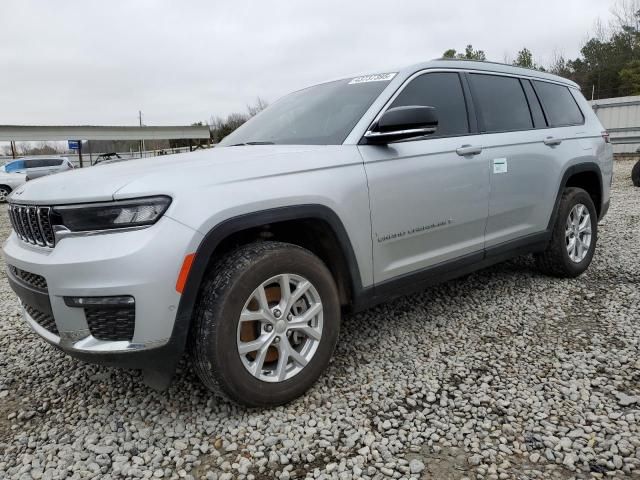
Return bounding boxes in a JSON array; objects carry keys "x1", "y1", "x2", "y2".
[
  {"x1": 4, "y1": 157, "x2": 74, "y2": 180},
  {"x1": 0, "y1": 167, "x2": 27, "y2": 202},
  {"x1": 633, "y1": 159, "x2": 640, "y2": 187}
]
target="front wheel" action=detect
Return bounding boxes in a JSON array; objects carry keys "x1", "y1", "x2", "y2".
[
  {"x1": 0, "y1": 186, "x2": 11, "y2": 202},
  {"x1": 191, "y1": 241, "x2": 341, "y2": 407},
  {"x1": 535, "y1": 187, "x2": 598, "y2": 278}
]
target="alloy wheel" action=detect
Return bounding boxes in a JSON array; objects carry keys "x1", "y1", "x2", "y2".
[
  {"x1": 565, "y1": 203, "x2": 592, "y2": 263},
  {"x1": 236, "y1": 273, "x2": 323, "y2": 382}
]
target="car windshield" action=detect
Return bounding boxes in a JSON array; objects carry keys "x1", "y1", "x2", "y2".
[
  {"x1": 3, "y1": 161, "x2": 24, "y2": 173},
  {"x1": 218, "y1": 75, "x2": 395, "y2": 146}
]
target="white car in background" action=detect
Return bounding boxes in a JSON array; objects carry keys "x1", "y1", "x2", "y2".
[
  {"x1": 4, "y1": 157, "x2": 74, "y2": 180},
  {"x1": 0, "y1": 167, "x2": 27, "y2": 202}
]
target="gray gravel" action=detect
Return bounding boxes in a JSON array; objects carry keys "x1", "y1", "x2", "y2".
[{"x1": 1, "y1": 160, "x2": 639, "y2": 480}]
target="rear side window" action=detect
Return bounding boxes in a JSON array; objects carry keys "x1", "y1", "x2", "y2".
[
  {"x1": 42, "y1": 159, "x2": 63, "y2": 167},
  {"x1": 24, "y1": 160, "x2": 44, "y2": 168},
  {"x1": 468, "y1": 74, "x2": 533, "y2": 133},
  {"x1": 533, "y1": 81, "x2": 584, "y2": 127},
  {"x1": 389, "y1": 72, "x2": 469, "y2": 137}
]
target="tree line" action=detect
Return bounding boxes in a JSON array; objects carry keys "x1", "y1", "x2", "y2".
[{"x1": 444, "y1": 1, "x2": 640, "y2": 100}]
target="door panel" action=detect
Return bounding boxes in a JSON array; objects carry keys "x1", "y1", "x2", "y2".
[
  {"x1": 482, "y1": 132, "x2": 561, "y2": 246},
  {"x1": 465, "y1": 73, "x2": 560, "y2": 247},
  {"x1": 360, "y1": 137, "x2": 489, "y2": 283}
]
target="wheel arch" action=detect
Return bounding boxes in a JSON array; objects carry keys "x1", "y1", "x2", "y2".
[
  {"x1": 170, "y1": 204, "x2": 363, "y2": 349},
  {"x1": 548, "y1": 162, "x2": 604, "y2": 230}
]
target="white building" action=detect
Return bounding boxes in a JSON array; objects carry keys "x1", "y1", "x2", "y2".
[{"x1": 591, "y1": 96, "x2": 640, "y2": 154}]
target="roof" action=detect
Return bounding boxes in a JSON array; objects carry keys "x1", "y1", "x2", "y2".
[{"x1": 399, "y1": 59, "x2": 579, "y2": 89}]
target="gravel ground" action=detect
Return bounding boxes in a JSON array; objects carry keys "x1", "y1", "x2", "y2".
[{"x1": 0, "y1": 160, "x2": 639, "y2": 480}]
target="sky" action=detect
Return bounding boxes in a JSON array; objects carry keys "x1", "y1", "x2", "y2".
[{"x1": 0, "y1": 0, "x2": 617, "y2": 127}]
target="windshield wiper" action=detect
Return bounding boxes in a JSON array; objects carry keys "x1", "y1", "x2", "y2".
[{"x1": 229, "y1": 141, "x2": 275, "y2": 146}]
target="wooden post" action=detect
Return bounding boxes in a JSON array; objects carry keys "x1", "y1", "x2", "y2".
[{"x1": 78, "y1": 141, "x2": 84, "y2": 168}]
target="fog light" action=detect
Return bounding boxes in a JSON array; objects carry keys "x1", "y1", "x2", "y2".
[{"x1": 64, "y1": 296, "x2": 135, "y2": 308}]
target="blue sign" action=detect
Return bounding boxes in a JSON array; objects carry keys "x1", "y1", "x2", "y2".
[{"x1": 68, "y1": 140, "x2": 81, "y2": 150}]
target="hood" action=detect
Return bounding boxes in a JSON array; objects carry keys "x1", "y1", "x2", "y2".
[{"x1": 11, "y1": 145, "x2": 355, "y2": 205}]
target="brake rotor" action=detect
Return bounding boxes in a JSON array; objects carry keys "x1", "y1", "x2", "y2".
[{"x1": 240, "y1": 285, "x2": 280, "y2": 362}]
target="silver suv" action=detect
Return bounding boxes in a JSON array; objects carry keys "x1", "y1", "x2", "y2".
[{"x1": 3, "y1": 60, "x2": 613, "y2": 406}]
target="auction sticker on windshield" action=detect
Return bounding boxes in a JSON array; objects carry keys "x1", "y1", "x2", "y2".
[{"x1": 348, "y1": 73, "x2": 397, "y2": 84}]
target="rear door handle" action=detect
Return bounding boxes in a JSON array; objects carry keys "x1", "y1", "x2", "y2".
[
  {"x1": 543, "y1": 136, "x2": 563, "y2": 146},
  {"x1": 456, "y1": 145, "x2": 483, "y2": 156}
]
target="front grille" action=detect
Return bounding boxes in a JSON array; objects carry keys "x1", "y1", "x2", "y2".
[
  {"x1": 8, "y1": 265, "x2": 48, "y2": 291},
  {"x1": 8, "y1": 204, "x2": 55, "y2": 247},
  {"x1": 85, "y1": 306, "x2": 135, "y2": 341},
  {"x1": 24, "y1": 304, "x2": 58, "y2": 335}
]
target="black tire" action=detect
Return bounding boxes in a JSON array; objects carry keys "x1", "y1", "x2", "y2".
[
  {"x1": 632, "y1": 160, "x2": 640, "y2": 187},
  {"x1": 534, "y1": 187, "x2": 598, "y2": 278},
  {"x1": 191, "y1": 241, "x2": 341, "y2": 407},
  {"x1": 0, "y1": 185, "x2": 11, "y2": 203}
]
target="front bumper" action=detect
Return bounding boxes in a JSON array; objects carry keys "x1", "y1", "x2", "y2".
[{"x1": 3, "y1": 215, "x2": 203, "y2": 367}]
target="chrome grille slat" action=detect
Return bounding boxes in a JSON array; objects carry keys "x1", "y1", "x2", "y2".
[
  {"x1": 8, "y1": 206, "x2": 21, "y2": 240},
  {"x1": 17, "y1": 207, "x2": 30, "y2": 241},
  {"x1": 20, "y1": 207, "x2": 36, "y2": 244},
  {"x1": 27, "y1": 207, "x2": 45, "y2": 246},
  {"x1": 16, "y1": 206, "x2": 27, "y2": 240},
  {"x1": 8, "y1": 204, "x2": 55, "y2": 248},
  {"x1": 15, "y1": 206, "x2": 26, "y2": 239},
  {"x1": 38, "y1": 207, "x2": 55, "y2": 247}
]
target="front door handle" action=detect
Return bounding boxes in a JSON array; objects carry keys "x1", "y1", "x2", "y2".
[
  {"x1": 543, "y1": 136, "x2": 563, "y2": 146},
  {"x1": 456, "y1": 145, "x2": 483, "y2": 156}
]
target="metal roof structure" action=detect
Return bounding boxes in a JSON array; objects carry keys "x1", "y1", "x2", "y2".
[{"x1": 0, "y1": 125, "x2": 210, "y2": 141}]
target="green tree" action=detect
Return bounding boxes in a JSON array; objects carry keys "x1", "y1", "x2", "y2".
[
  {"x1": 513, "y1": 48, "x2": 545, "y2": 71},
  {"x1": 441, "y1": 45, "x2": 486, "y2": 61},
  {"x1": 462, "y1": 44, "x2": 486, "y2": 61},
  {"x1": 619, "y1": 59, "x2": 640, "y2": 94},
  {"x1": 442, "y1": 49, "x2": 457, "y2": 59},
  {"x1": 514, "y1": 48, "x2": 534, "y2": 68}
]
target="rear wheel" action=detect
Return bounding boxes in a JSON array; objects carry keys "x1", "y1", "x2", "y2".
[
  {"x1": 191, "y1": 241, "x2": 341, "y2": 407},
  {"x1": 535, "y1": 187, "x2": 598, "y2": 277}
]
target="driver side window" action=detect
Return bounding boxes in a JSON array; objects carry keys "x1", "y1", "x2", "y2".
[{"x1": 389, "y1": 72, "x2": 469, "y2": 138}]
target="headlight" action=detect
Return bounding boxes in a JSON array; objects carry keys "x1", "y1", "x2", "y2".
[{"x1": 51, "y1": 196, "x2": 171, "y2": 232}]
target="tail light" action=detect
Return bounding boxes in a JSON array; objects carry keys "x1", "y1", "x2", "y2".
[{"x1": 601, "y1": 131, "x2": 610, "y2": 143}]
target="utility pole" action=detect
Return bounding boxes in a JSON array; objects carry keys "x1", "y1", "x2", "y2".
[{"x1": 139, "y1": 110, "x2": 145, "y2": 158}]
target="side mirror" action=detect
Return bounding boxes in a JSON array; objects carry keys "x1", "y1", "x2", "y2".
[{"x1": 365, "y1": 106, "x2": 438, "y2": 144}]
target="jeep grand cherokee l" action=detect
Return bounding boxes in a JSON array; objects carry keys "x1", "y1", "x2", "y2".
[{"x1": 3, "y1": 60, "x2": 613, "y2": 406}]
